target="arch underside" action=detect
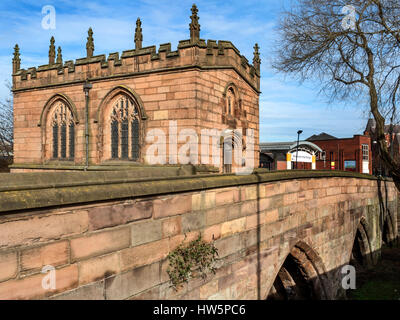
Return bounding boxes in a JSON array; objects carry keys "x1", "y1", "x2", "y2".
[
  {"x1": 351, "y1": 219, "x2": 373, "y2": 267},
  {"x1": 267, "y1": 242, "x2": 329, "y2": 300}
]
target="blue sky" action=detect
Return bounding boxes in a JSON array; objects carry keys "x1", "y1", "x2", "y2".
[{"x1": 0, "y1": 0, "x2": 369, "y2": 142}]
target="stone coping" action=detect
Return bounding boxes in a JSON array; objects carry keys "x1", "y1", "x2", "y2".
[
  {"x1": 8, "y1": 163, "x2": 218, "y2": 175},
  {"x1": 0, "y1": 170, "x2": 387, "y2": 214}
]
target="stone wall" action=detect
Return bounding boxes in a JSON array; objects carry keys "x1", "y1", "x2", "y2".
[
  {"x1": 0, "y1": 171, "x2": 397, "y2": 300},
  {"x1": 12, "y1": 39, "x2": 260, "y2": 171}
]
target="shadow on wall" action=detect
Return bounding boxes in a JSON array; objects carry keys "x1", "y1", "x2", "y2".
[
  {"x1": 255, "y1": 175, "x2": 399, "y2": 301},
  {"x1": 377, "y1": 178, "x2": 398, "y2": 247},
  {"x1": 267, "y1": 241, "x2": 331, "y2": 300}
]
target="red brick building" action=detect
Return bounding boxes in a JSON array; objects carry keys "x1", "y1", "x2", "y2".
[
  {"x1": 364, "y1": 118, "x2": 400, "y2": 176},
  {"x1": 259, "y1": 141, "x2": 322, "y2": 171},
  {"x1": 10, "y1": 5, "x2": 260, "y2": 173},
  {"x1": 307, "y1": 133, "x2": 372, "y2": 174}
]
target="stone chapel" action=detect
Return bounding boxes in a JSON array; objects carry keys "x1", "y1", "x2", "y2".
[{"x1": 11, "y1": 4, "x2": 260, "y2": 173}]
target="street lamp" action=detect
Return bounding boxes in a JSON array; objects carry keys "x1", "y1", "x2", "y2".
[{"x1": 296, "y1": 130, "x2": 303, "y2": 169}]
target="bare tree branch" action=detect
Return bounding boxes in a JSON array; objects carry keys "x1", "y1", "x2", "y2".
[
  {"x1": 0, "y1": 81, "x2": 13, "y2": 160},
  {"x1": 273, "y1": 0, "x2": 400, "y2": 190}
]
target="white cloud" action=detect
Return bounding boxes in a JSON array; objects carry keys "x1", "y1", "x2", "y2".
[{"x1": 0, "y1": 0, "x2": 370, "y2": 142}]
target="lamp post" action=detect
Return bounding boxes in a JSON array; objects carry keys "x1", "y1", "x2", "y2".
[
  {"x1": 372, "y1": 140, "x2": 382, "y2": 177},
  {"x1": 296, "y1": 130, "x2": 303, "y2": 170},
  {"x1": 83, "y1": 80, "x2": 92, "y2": 171}
]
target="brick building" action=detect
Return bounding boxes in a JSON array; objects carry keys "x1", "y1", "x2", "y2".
[
  {"x1": 307, "y1": 133, "x2": 372, "y2": 174},
  {"x1": 260, "y1": 133, "x2": 372, "y2": 174},
  {"x1": 10, "y1": 5, "x2": 260, "y2": 173},
  {"x1": 259, "y1": 141, "x2": 322, "y2": 170},
  {"x1": 364, "y1": 118, "x2": 400, "y2": 176}
]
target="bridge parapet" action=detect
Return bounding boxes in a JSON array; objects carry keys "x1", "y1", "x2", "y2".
[
  {"x1": 0, "y1": 170, "x2": 397, "y2": 300},
  {"x1": 0, "y1": 170, "x2": 385, "y2": 213}
]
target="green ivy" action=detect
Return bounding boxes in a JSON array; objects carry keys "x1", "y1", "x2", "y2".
[{"x1": 167, "y1": 235, "x2": 219, "y2": 290}]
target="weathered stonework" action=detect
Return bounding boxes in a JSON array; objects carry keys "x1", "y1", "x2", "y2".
[
  {"x1": 11, "y1": 4, "x2": 260, "y2": 172},
  {"x1": 0, "y1": 171, "x2": 397, "y2": 300}
]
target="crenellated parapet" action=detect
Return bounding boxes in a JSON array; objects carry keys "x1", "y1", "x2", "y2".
[{"x1": 12, "y1": 4, "x2": 261, "y2": 93}]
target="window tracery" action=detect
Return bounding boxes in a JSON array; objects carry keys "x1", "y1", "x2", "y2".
[
  {"x1": 51, "y1": 102, "x2": 75, "y2": 159},
  {"x1": 109, "y1": 96, "x2": 140, "y2": 160}
]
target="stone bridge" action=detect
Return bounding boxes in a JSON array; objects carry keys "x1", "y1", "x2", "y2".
[{"x1": 0, "y1": 170, "x2": 398, "y2": 300}]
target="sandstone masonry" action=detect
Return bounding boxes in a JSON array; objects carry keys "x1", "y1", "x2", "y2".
[
  {"x1": 11, "y1": 4, "x2": 260, "y2": 172},
  {"x1": 0, "y1": 171, "x2": 398, "y2": 299}
]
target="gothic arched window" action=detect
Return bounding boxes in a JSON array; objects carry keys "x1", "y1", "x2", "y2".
[
  {"x1": 109, "y1": 96, "x2": 140, "y2": 160},
  {"x1": 51, "y1": 102, "x2": 75, "y2": 160},
  {"x1": 226, "y1": 88, "x2": 235, "y2": 116}
]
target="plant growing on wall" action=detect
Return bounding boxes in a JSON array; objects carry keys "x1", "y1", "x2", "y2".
[{"x1": 167, "y1": 235, "x2": 219, "y2": 290}]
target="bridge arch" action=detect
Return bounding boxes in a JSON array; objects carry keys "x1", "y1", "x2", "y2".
[
  {"x1": 266, "y1": 241, "x2": 330, "y2": 300},
  {"x1": 350, "y1": 216, "x2": 373, "y2": 267}
]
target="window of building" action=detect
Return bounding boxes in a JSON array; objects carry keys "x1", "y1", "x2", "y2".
[
  {"x1": 316, "y1": 151, "x2": 326, "y2": 160},
  {"x1": 109, "y1": 96, "x2": 140, "y2": 160},
  {"x1": 362, "y1": 144, "x2": 369, "y2": 161},
  {"x1": 226, "y1": 88, "x2": 235, "y2": 116},
  {"x1": 224, "y1": 163, "x2": 232, "y2": 173},
  {"x1": 51, "y1": 102, "x2": 75, "y2": 160}
]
